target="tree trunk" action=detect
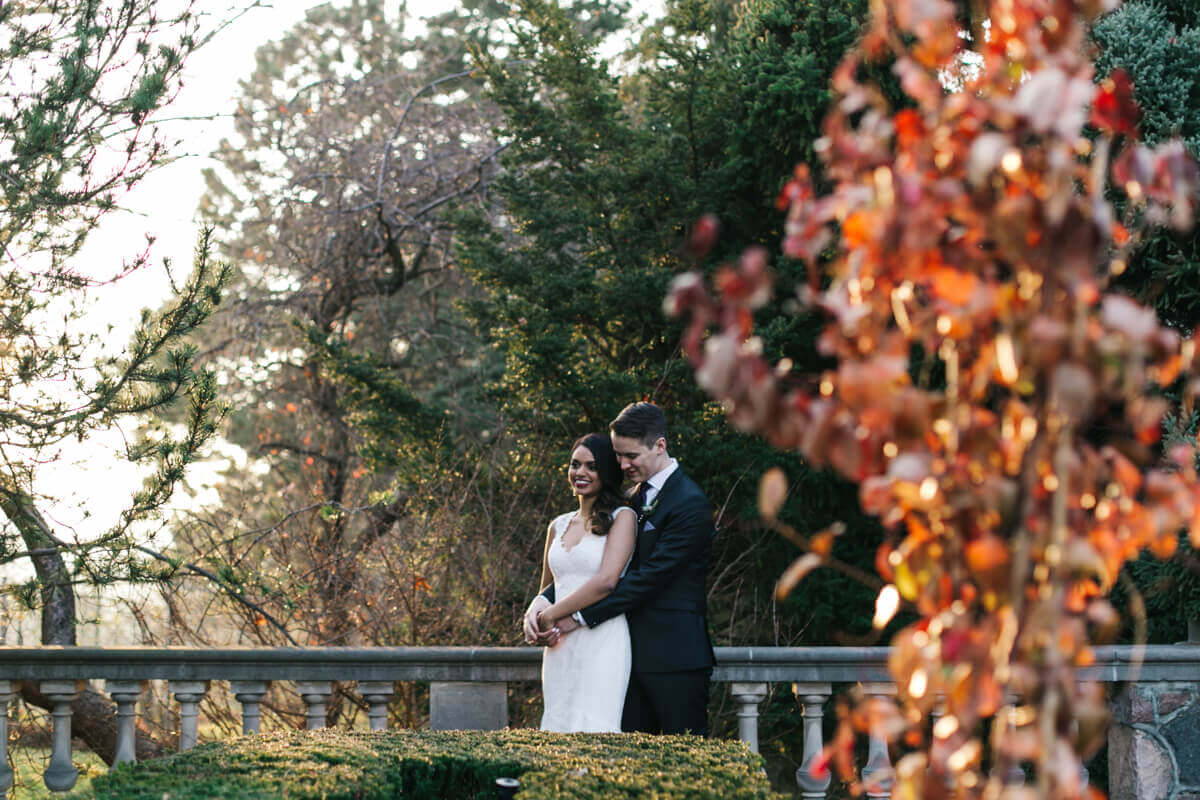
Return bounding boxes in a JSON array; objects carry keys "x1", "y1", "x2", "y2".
[
  {"x1": 0, "y1": 489, "x2": 76, "y2": 646},
  {"x1": 1, "y1": 489, "x2": 166, "y2": 764}
]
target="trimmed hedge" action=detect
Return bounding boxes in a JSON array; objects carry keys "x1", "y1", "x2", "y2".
[{"x1": 73, "y1": 729, "x2": 788, "y2": 800}]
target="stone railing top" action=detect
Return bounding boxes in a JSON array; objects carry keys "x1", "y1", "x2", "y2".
[
  {"x1": 0, "y1": 643, "x2": 1194, "y2": 684},
  {"x1": 1085, "y1": 644, "x2": 1200, "y2": 683},
  {"x1": 0, "y1": 645, "x2": 893, "y2": 683}
]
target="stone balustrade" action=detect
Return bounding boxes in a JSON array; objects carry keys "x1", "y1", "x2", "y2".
[{"x1": 0, "y1": 644, "x2": 1196, "y2": 798}]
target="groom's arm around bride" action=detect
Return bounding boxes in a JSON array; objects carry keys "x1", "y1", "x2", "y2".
[{"x1": 529, "y1": 402, "x2": 717, "y2": 735}]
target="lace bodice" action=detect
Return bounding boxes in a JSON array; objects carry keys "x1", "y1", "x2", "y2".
[{"x1": 547, "y1": 508, "x2": 634, "y2": 596}]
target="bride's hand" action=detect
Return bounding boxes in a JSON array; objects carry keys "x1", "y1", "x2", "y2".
[
  {"x1": 523, "y1": 597, "x2": 550, "y2": 643},
  {"x1": 541, "y1": 612, "x2": 578, "y2": 646},
  {"x1": 534, "y1": 610, "x2": 561, "y2": 645}
]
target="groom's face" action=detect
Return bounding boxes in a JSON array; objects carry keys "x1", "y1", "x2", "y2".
[{"x1": 611, "y1": 434, "x2": 668, "y2": 484}]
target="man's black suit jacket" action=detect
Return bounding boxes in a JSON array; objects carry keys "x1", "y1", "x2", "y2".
[{"x1": 544, "y1": 468, "x2": 716, "y2": 673}]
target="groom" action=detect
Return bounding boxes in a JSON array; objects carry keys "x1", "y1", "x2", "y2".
[{"x1": 529, "y1": 402, "x2": 716, "y2": 735}]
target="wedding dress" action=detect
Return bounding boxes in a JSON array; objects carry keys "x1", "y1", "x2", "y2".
[{"x1": 540, "y1": 507, "x2": 634, "y2": 733}]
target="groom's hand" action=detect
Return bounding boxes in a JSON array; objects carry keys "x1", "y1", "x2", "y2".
[{"x1": 523, "y1": 596, "x2": 551, "y2": 644}]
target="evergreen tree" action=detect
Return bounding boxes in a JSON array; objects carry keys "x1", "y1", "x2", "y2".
[
  {"x1": 457, "y1": 0, "x2": 885, "y2": 658},
  {"x1": 0, "y1": 0, "x2": 229, "y2": 765},
  {"x1": 0, "y1": 0, "x2": 226, "y2": 640},
  {"x1": 1093, "y1": 0, "x2": 1200, "y2": 331}
]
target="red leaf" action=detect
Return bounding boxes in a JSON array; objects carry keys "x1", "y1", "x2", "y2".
[
  {"x1": 1091, "y1": 69, "x2": 1140, "y2": 137},
  {"x1": 893, "y1": 109, "x2": 926, "y2": 150},
  {"x1": 686, "y1": 214, "x2": 720, "y2": 259}
]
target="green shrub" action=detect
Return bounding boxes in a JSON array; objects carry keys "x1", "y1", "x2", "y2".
[{"x1": 73, "y1": 729, "x2": 787, "y2": 800}]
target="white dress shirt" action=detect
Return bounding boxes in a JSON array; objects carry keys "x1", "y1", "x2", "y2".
[{"x1": 640, "y1": 458, "x2": 679, "y2": 507}]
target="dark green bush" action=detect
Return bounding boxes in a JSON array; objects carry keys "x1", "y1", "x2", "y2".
[{"x1": 75, "y1": 729, "x2": 787, "y2": 800}]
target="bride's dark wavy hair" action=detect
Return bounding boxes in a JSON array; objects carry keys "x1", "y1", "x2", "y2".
[{"x1": 572, "y1": 433, "x2": 625, "y2": 537}]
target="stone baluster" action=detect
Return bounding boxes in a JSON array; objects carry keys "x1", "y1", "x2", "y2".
[
  {"x1": 358, "y1": 681, "x2": 396, "y2": 732},
  {"x1": 793, "y1": 682, "x2": 832, "y2": 800},
  {"x1": 105, "y1": 680, "x2": 144, "y2": 765},
  {"x1": 228, "y1": 681, "x2": 268, "y2": 738},
  {"x1": 230, "y1": 681, "x2": 269, "y2": 734},
  {"x1": 295, "y1": 682, "x2": 333, "y2": 730},
  {"x1": 730, "y1": 683, "x2": 769, "y2": 753},
  {"x1": 42, "y1": 680, "x2": 81, "y2": 792},
  {"x1": 0, "y1": 681, "x2": 14, "y2": 794},
  {"x1": 860, "y1": 682, "x2": 895, "y2": 800},
  {"x1": 170, "y1": 681, "x2": 208, "y2": 751}
]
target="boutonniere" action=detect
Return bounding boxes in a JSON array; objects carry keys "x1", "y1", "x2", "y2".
[{"x1": 637, "y1": 496, "x2": 659, "y2": 524}]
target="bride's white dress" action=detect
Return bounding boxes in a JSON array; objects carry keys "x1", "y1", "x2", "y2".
[{"x1": 540, "y1": 507, "x2": 634, "y2": 733}]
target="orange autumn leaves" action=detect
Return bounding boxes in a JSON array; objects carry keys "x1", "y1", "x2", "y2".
[{"x1": 669, "y1": 0, "x2": 1200, "y2": 794}]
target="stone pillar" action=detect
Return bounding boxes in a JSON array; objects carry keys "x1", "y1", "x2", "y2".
[
  {"x1": 169, "y1": 680, "x2": 208, "y2": 751},
  {"x1": 105, "y1": 680, "x2": 144, "y2": 765},
  {"x1": 793, "y1": 682, "x2": 832, "y2": 800},
  {"x1": 430, "y1": 682, "x2": 507, "y2": 730},
  {"x1": 0, "y1": 681, "x2": 14, "y2": 794},
  {"x1": 730, "y1": 683, "x2": 768, "y2": 753},
  {"x1": 860, "y1": 682, "x2": 895, "y2": 800},
  {"x1": 230, "y1": 681, "x2": 269, "y2": 734},
  {"x1": 41, "y1": 680, "x2": 81, "y2": 792},
  {"x1": 1109, "y1": 682, "x2": 1200, "y2": 800},
  {"x1": 295, "y1": 681, "x2": 334, "y2": 730},
  {"x1": 358, "y1": 681, "x2": 396, "y2": 732}
]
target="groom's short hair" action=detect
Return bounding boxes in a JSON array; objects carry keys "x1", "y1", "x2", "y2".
[{"x1": 610, "y1": 402, "x2": 668, "y2": 446}]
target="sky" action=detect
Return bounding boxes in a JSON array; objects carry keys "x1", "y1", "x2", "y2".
[{"x1": 80, "y1": 0, "x2": 446, "y2": 298}]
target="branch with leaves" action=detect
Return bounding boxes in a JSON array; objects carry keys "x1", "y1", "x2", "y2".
[{"x1": 671, "y1": 0, "x2": 1200, "y2": 795}]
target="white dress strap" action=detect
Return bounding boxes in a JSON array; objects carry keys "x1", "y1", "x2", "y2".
[{"x1": 553, "y1": 510, "x2": 576, "y2": 537}]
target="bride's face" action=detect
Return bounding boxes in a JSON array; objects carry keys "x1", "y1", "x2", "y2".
[{"x1": 568, "y1": 445, "x2": 602, "y2": 498}]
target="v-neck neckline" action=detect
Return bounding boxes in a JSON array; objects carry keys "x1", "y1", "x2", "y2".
[{"x1": 560, "y1": 510, "x2": 589, "y2": 554}]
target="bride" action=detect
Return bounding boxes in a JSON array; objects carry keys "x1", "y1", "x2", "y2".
[{"x1": 525, "y1": 433, "x2": 636, "y2": 732}]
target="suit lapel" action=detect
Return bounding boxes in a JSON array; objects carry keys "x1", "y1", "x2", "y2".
[{"x1": 645, "y1": 469, "x2": 682, "y2": 523}]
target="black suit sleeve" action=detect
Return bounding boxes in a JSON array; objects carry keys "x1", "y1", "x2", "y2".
[
  {"x1": 539, "y1": 585, "x2": 556, "y2": 603},
  {"x1": 579, "y1": 496, "x2": 711, "y2": 627}
]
